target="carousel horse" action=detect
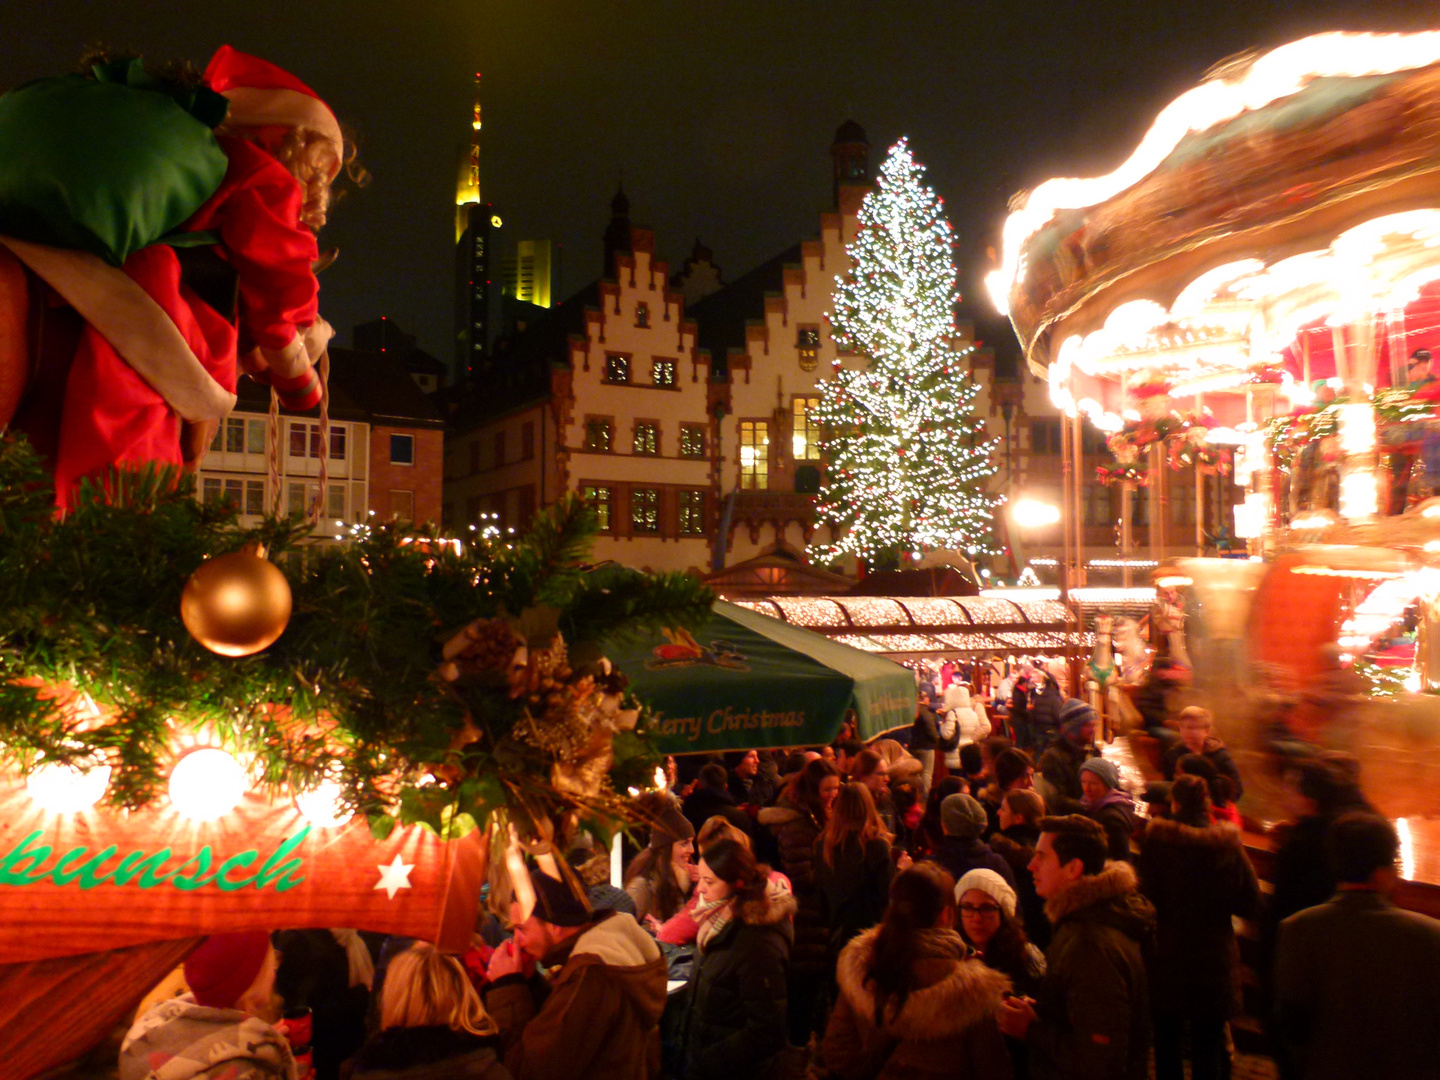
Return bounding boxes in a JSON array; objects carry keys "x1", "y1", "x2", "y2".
[{"x1": 1086, "y1": 615, "x2": 1120, "y2": 740}]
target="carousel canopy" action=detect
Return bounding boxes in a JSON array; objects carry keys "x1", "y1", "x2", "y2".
[{"x1": 988, "y1": 31, "x2": 1440, "y2": 433}]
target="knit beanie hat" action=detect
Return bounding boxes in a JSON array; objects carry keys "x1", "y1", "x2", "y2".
[
  {"x1": 528, "y1": 862, "x2": 593, "y2": 928},
  {"x1": 1059, "y1": 699, "x2": 1098, "y2": 740},
  {"x1": 204, "y1": 45, "x2": 343, "y2": 172},
  {"x1": 184, "y1": 931, "x2": 271, "y2": 1009},
  {"x1": 1079, "y1": 756, "x2": 1120, "y2": 790},
  {"x1": 647, "y1": 799, "x2": 696, "y2": 849},
  {"x1": 940, "y1": 793, "x2": 988, "y2": 840},
  {"x1": 954, "y1": 868, "x2": 1018, "y2": 918}
]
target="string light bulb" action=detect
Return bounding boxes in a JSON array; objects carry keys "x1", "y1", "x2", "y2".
[
  {"x1": 169, "y1": 748, "x2": 247, "y2": 821},
  {"x1": 26, "y1": 760, "x2": 111, "y2": 814}
]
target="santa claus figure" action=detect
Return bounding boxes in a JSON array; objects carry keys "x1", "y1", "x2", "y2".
[{"x1": 0, "y1": 45, "x2": 355, "y2": 507}]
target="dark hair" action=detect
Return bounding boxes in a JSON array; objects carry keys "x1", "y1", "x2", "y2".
[
  {"x1": 699, "y1": 838, "x2": 769, "y2": 908},
  {"x1": 865, "y1": 863, "x2": 956, "y2": 1026},
  {"x1": 1040, "y1": 814, "x2": 1107, "y2": 875},
  {"x1": 699, "y1": 762, "x2": 729, "y2": 791},
  {"x1": 1175, "y1": 753, "x2": 1232, "y2": 807},
  {"x1": 918, "y1": 776, "x2": 966, "y2": 850},
  {"x1": 1326, "y1": 812, "x2": 1399, "y2": 885},
  {"x1": 1293, "y1": 758, "x2": 1368, "y2": 818},
  {"x1": 623, "y1": 839, "x2": 690, "y2": 921},
  {"x1": 891, "y1": 779, "x2": 920, "y2": 817},
  {"x1": 852, "y1": 748, "x2": 884, "y2": 780},
  {"x1": 837, "y1": 738, "x2": 865, "y2": 760},
  {"x1": 784, "y1": 758, "x2": 838, "y2": 821},
  {"x1": 1168, "y1": 774, "x2": 1212, "y2": 828},
  {"x1": 1002, "y1": 787, "x2": 1044, "y2": 825},
  {"x1": 994, "y1": 748, "x2": 1034, "y2": 791},
  {"x1": 782, "y1": 750, "x2": 807, "y2": 776},
  {"x1": 959, "y1": 743, "x2": 984, "y2": 778},
  {"x1": 957, "y1": 900, "x2": 1032, "y2": 982},
  {"x1": 981, "y1": 736, "x2": 1013, "y2": 766}
]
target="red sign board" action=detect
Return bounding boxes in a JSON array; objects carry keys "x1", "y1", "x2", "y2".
[{"x1": 0, "y1": 779, "x2": 485, "y2": 963}]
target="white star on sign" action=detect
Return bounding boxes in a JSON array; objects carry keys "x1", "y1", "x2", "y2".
[{"x1": 374, "y1": 854, "x2": 414, "y2": 900}]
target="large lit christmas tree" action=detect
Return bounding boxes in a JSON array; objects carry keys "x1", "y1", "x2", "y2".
[{"x1": 810, "y1": 138, "x2": 1001, "y2": 568}]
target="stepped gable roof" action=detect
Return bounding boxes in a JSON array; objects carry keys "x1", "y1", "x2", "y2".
[
  {"x1": 234, "y1": 347, "x2": 444, "y2": 429},
  {"x1": 687, "y1": 242, "x2": 803, "y2": 377}
]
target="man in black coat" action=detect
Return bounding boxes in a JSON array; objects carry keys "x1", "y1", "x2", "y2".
[
  {"x1": 910, "y1": 685, "x2": 941, "y2": 799},
  {"x1": 923, "y1": 793, "x2": 1016, "y2": 888},
  {"x1": 683, "y1": 762, "x2": 748, "y2": 834},
  {"x1": 1276, "y1": 813, "x2": 1440, "y2": 1080}
]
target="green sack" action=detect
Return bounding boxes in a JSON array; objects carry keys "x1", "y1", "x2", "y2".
[{"x1": 0, "y1": 58, "x2": 230, "y2": 267}]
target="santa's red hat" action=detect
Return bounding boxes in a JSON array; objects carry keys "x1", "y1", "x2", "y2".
[{"x1": 205, "y1": 45, "x2": 342, "y2": 175}]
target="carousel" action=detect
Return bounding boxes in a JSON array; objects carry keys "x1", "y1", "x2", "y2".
[{"x1": 989, "y1": 29, "x2": 1440, "y2": 829}]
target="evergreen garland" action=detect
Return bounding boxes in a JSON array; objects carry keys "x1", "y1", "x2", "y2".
[
  {"x1": 0, "y1": 432, "x2": 712, "y2": 840},
  {"x1": 810, "y1": 138, "x2": 1001, "y2": 568}
]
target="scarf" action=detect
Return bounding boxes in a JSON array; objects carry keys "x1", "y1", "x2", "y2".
[
  {"x1": 694, "y1": 875, "x2": 793, "y2": 952},
  {"x1": 1080, "y1": 788, "x2": 1134, "y2": 814}
]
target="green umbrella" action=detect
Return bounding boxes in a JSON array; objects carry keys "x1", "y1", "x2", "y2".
[{"x1": 607, "y1": 599, "x2": 917, "y2": 755}]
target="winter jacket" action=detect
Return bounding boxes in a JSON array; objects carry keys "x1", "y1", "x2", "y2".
[
  {"x1": 273, "y1": 929, "x2": 372, "y2": 1080},
  {"x1": 821, "y1": 926, "x2": 1013, "y2": 1080},
  {"x1": 1027, "y1": 862, "x2": 1155, "y2": 1080},
  {"x1": 1276, "y1": 889, "x2": 1440, "y2": 1080},
  {"x1": 1029, "y1": 683, "x2": 1063, "y2": 742},
  {"x1": 681, "y1": 887, "x2": 798, "y2": 1080},
  {"x1": 814, "y1": 835, "x2": 892, "y2": 953},
  {"x1": 1161, "y1": 738, "x2": 1244, "y2": 802},
  {"x1": 910, "y1": 705, "x2": 940, "y2": 751},
  {"x1": 1138, "y1": 818, "x2": 1259, "y2": 1018},
  {"x1": 924, "y1": 836, "x2": 1017, "y2": 890},
  {"x1": 758, "y1": 795, "x2": 830, "y2": 970},
  {"x1": 990, "y1": 824, "x2": 1051, "y2": 950},
  {"x1": 728, "y1": 772, "x2": 776, "y2": 808},
  {"x1": 120, "y1": 996, "x2": 296, "y2": 1080},
  {"x1": 1082, "y1": 790, "x2": 1138, "y2": 862},
  {"x1": 349, "y1": 1026, "x2": 511, "y2": 1080},
  {"x1": 681, "y1": 784, "x2": 743, "y2": 835},
  {"x1": 1036, "y1": 737, "x2": 1098, "y2": 812},
  {"x1": 484, "y1": 911, "x2": 667, "y2": 1080}
]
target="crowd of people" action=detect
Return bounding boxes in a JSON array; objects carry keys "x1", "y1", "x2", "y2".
[{"x1": 114, "y1": 669, "x2": 1440, "y2": 1080}]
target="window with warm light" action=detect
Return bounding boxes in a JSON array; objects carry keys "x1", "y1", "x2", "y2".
[
  {"x1": 679, "y1": 490, "x2": 705, "y2": 535},
  {"x1": 635, "y1": 302, "x2": 650, "y2": 328},
  {"x1": 797, "y1": 326, "x2": 820, "y2": 371},
  {"x1": 604, "y1": 354, "x2": 630, "y2": 384},
  {"x1": 582, "y1": 485, "x2": 613, "y2": 532},
  {"x1": 740, "y1": 421, "x2": 769, "y2": 490},
  {"x1": 631, "y1": 487, "x2": 659, "y2": 533},
  {"x1": 792, "y1": 397, "x2": 821, "y2": 461},
  {"x1": 680, "y1": 424, "x2": 706, "y2": 459},
  {"x1": 585, "y1": 418, "x2": 613, "y2": 452},
  {"x1": 652, "y1": 358, "x2": 676, "y2": 387},
  {"x1": 633, "y1": 422, "x2": 659, "y2": 456}
]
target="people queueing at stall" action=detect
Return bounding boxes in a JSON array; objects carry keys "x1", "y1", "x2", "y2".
[{"x1": 120, "y1": 671, "x2": 1440, "y2": 1080}]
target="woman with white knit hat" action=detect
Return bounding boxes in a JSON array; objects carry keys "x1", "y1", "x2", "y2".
[{"x1": 954, "y1": 869, "x2": 1046, "y2": 999}]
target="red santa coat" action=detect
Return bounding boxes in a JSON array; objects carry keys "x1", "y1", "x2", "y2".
[{"x1": 32, "y1": 134, "x2": 320, "y2": 507}]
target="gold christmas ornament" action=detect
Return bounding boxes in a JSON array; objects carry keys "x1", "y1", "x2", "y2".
[{"x1": 180, "y1": 546, "x2": 292, "y2": 657}]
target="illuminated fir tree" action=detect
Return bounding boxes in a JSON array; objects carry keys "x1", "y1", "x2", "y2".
[{"x1": 811, "y1": 138, "x2": 1000, "y2": 568}]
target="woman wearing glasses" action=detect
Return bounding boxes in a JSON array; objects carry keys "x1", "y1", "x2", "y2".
[{"x1": 954, "y1": 869, "x2": 1045, "y2": 1078}]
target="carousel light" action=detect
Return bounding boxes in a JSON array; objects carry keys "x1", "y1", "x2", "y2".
[
  {"x1": 1339, "y1": 468, "x2": 1380, "y2": 520},
  {"x1": 1154, "y1": 575, "x2": 1193, "y2": 588},
  {"x1": 295, "y1": 779, "x2": 352, "y2": 829},
  {"x1": 1233, "y1": 493, "x2": 1269, "y2": 539},
  {"x1": 1012, "y1": 499, "x2": 1061, "y2": 528},
  {"x1": 1403, "y1": 670, "x2": 1422, "y2": 693},
  {"x1": 1205, "y1": 427, "x2": 1245, "y2": 445},
  {"x1": 169, "y1": 748, "x2": 247, "y2": 821},
  {"x1": 1425, "y1": 540, "x2": 1440, "y2": 553},
  {"x1": 26, "y1": 760, "x2": 111, "y2": 814},
  {"x1": 1291, "y1": 511, "x2": 1340, "y2": 530},
  {"x1": 1398, "y1": 817, "x2": 1417, "y2": 879}
]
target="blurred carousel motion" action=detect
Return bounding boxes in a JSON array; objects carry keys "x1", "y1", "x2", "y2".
[{"x1": 991, "y1": 29, "x2": 1440, "y2": 842}]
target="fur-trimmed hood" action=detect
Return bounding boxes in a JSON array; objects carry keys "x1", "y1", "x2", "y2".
[
  {"x1": 835, "y1": 926, "x2": 1010, "y2": 1040},
  {"x1": 1144, "y1": 816, "x2": 1244, "y2": 849},
  {"x1": 734, "y1": 884, "x2": 799, "y2": 927},
  {"x1": 1044, "y1": 860, "x2": 1154, "y2": 939}
]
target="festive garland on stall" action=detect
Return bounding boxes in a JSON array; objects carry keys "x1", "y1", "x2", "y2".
[
  {"x1": 0, "y1": 432, "x2": 712, "y2": 844},
  {"x1": 1095, "y1": 461, "x2": 1151, "y2": 487}
]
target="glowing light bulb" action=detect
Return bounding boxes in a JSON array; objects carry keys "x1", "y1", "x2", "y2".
[
  {"x1": 26, "y1": 761, "x2": 111, "y2": 814},
  {"x1": 295, "y1": 779, "x2": 352, "y2": 829},
  {"x1": 169, "y1": 748, "x2": 247, "y2": 821}
]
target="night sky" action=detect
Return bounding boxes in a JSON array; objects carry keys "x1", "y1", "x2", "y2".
[{"x1": 2, "y1": 2, "x2": 1437, "y2": 363}]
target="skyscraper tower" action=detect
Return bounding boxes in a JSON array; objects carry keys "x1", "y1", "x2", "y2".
[{"x1": 454, "y1": 73, "x2": 501, "y2": 383}]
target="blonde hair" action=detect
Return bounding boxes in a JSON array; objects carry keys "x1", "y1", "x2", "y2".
[
  {"x1": 216, "y1": 123, "x2": 369, "y2": 232},
  {"x1": 381, "y1": 942, "x2": 496, "y2": 1036},
  {"x1": 1178, "y1": 706, "x2": 1213, "y2": 729},
  {"x1": 698, "y1": 815, "x2": 751, "y2": 852}
]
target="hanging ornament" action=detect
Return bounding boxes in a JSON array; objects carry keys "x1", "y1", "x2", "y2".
[{"x1": 181, "y1": 544, "x2": 292, "y2": 657}]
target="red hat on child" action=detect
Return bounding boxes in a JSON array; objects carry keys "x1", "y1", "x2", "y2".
[
  {"x1": 205, "y1": 46, "x2": 343, "y2": 174},
  {"x1": 184, "y1": 931, "x2": 272, "y2": 1010}
]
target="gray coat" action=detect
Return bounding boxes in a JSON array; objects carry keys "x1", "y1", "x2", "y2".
[{"x1": 1276, "y1": 889, "x2": 1440, "y2": 1080}]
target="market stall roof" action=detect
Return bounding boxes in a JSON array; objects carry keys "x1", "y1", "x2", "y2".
[
  {"x1": 729, "y1": 592, "x2": 1103, "y2": 658},
  {"x1": 604, "y1": 600, "x2": 917, "y2": 754}
]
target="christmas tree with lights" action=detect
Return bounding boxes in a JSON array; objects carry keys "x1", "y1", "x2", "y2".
[{"x1": 811, "y1": 138, "x2": 1000, "y2": 569}]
